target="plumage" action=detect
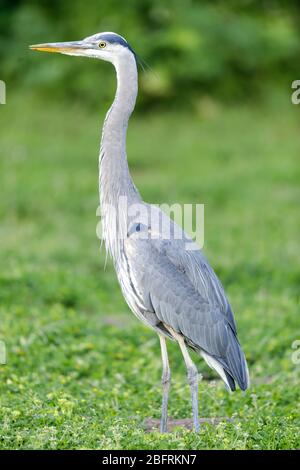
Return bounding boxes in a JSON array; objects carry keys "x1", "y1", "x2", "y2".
[
  {"x1": 122, "y1": 212, "x2": 249, "y2": 392},
  {"x1": 31, "y1": 31, "x2": 249, "y2": 433}
]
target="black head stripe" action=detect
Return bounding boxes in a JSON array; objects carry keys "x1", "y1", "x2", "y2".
[{"x1": 99, "y1": 33, "x2": 135, "y2": 55}]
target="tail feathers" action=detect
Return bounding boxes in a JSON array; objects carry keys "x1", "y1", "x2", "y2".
[
  {"x1": 200, "y1": 350, "x2": 236, "y2": 392},
  {"x1": 226, "y1": 342, "x2": 250, "y2": 391},
  {"x1": 201, "y1": 346, "x2": 250, "y2": 392},
  {"x1": 223, "y1": 369, "x2": 236, "y2": 392}
]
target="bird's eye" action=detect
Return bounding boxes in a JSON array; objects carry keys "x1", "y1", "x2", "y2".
[{"x1": 98, "y1": 41, "x2": 107, "y2": 48}]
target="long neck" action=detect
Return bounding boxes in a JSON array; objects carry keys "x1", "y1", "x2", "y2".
[{"x1": 99, "y1": 54, "x2": 141, "y2": 260}]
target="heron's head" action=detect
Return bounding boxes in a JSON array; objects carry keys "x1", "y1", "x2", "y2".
[{"x1": 30, "y1": 32, "x2": 136, "y2": 65}]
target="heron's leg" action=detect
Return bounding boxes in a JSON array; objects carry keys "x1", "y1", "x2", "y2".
[
  {"x1": 159, "y1": 334, "x2": 171, "y2": 433},
  {"x1": 178, "y1": 339, "x2": 200, "y2": 433},
  {"x1": 166, "y1": 328, "x2": 200, "y2": 433}
]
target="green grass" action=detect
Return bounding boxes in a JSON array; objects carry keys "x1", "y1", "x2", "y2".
[{"x1": 0, "y1": 91, "x2": 299, "y2": 449}]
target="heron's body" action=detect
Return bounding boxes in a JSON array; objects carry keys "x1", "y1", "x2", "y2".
[{"x1": 31, "y1": 32, "x2": 249, "y2": 432}]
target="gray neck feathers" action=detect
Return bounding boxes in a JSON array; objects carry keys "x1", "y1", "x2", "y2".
[{"x1": 99, "y1": 53, "x2": 141, "y2": 261}]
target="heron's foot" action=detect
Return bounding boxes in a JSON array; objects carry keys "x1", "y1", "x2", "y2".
[
  {"x1": 187, "y1": 365, "x2": 200, "y2": 433},
  {"x1": 145, "y1": 417, "x2": 232, "y2": 433}
]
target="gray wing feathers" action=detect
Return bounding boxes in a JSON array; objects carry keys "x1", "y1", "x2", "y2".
[
  {"x1": 124, "y1": 216, "x2": 249, "y2": 391},
  {"x1": 163, "y1": 239, "x2": 237, "y2": 334}
]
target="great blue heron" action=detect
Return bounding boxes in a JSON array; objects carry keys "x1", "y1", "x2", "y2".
[{"x1": 30, "y1": 32, "x2": 249, "y2": 433}]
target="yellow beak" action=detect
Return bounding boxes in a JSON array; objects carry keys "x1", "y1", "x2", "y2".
[{"x1": 29, "y1": 41, "x2": 87, "y2": 54}]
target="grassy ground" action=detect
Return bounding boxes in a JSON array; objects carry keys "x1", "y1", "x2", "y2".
[{"x1": 0, "y1": 91, "x2": 299, "y2": 449}]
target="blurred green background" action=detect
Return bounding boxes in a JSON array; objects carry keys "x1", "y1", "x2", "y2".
[
  {"x1": 2, "y1": 0, "x2": 300, "y2": 107},
  {"x1": 0, "y1": 0, "x2": 299, "y2": 450}
]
